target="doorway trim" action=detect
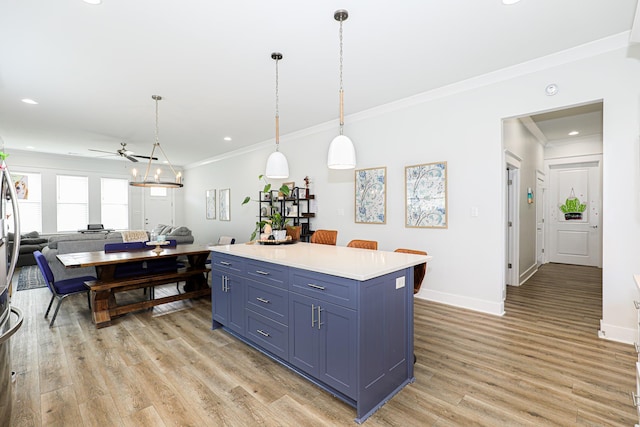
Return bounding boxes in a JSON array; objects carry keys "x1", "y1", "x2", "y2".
[{"x1": 505, "y1": 151, "x2": 521, "y2": 291}]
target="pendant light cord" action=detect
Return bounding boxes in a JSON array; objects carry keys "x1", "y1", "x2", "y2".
[
  {"x1": 338, "y1": 17, "x2": 345, "y2": 135},
  {"x1": 275, "y1": 56, "x2": 280, "y2": 150}
]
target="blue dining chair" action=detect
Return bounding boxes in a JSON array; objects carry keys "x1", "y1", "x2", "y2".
[{"x1": 33, "y1": 251, "x2": 96, "y2": 327}]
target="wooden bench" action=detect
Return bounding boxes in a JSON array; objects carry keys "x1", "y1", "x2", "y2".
[{"x1": 85, "y1": 266, "x2": 211, "y2": 328}]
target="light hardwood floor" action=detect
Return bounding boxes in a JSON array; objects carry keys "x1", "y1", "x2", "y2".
[{"x1": 8, "y1": 263, "x2": 637, "y2": 426}]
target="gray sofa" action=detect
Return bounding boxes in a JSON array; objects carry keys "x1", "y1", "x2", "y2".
[{"x1": 42, "y1": 225, "x2": 194, "y2": 281}]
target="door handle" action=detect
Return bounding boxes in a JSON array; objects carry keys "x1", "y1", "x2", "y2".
[
  {"x1": 0, "y1": 307, "x2": 24, "y2": 345},
  {"x1": 591, "y1": 225, "x2": 598, "y2": 229}
]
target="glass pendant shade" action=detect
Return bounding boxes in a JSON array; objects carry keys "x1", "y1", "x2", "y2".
[
  {"x1": 265, "y1": 150, "x2": 289, "y2": 178},
  {"x1": 327, "y1": 135, "x2": 356, "y2": 169}
]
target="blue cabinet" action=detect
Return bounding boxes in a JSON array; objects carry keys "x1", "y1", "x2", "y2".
[{"x1": 210, "y1": 251, "x2": 414, "y2": 424}]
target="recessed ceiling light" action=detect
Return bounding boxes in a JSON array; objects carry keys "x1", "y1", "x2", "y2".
[
  {"x1": 83, "y1": 0, "x2": 102, "y2": 4},
  {"x1": 502, "y1": 0, "x2": 521, "y2": 4},
  {"x1": 21, "y1": 98, "x2": 38, "y2": 105},
  {"x1": 545, "y1": 84, "x2": 558, "y2": 96},
  {"x1": 568, "y1": 131, "x2": 579, "y2": 136},
  {"x1": 26, "y1": 146, "x2": 35, "y2": 150},
  {"x1": 224, "y1": 137, "x2": 232, "y2": 141}
]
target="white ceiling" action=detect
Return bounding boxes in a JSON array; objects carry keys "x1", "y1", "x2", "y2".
[{"x1": 0, "y1": 0, "x2": 637, "y2": 166}]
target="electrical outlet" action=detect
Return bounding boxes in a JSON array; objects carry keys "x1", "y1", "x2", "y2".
[{"x1": 395, "y1": 276, "x2": 405, "y2": 289}]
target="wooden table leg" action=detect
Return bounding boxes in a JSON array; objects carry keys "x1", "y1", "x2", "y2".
[{"x1": 91, "y1": 290, "x2": 114, "y2": 328}]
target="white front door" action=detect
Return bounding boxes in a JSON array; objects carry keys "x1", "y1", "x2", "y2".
[
  {"x1": 142, "y1": 187, "x2": 175, "y2": 230},
  {"x1": 547, "y1": 156, "x2": 602, "y2": 267}
]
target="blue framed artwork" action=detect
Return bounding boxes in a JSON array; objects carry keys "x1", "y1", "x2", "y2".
[
  {"x1": 206, "y1": 189, "x2": 216, "y2": 219},
  {"x1": 405, "y1": 161, "x2": 448, "y2": 228},
  {"x1": 355, "y1": 167, "x2": 386, "y2": 224}
]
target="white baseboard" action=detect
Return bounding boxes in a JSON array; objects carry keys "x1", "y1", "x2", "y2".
[
  {"x1": 417, "y1": 289, "x2": 504, "y2": 316},
  {"x1": 519, "y1": 263, "x2": 538, "y2": 286},
  {"x1": 598, "y1": 319, "x2": 636, "y2": 345}
]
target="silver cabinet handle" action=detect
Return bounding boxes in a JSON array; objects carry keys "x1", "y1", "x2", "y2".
[
  {"x1": 256, "y1": 297, "x2": 270, "y2": 304},
  {"x1": 311, "y1": 304, "x2": 316, "y2": 327},
  {"x1": 257, "y1": 329, "x2": 270, "y2": 337},
  {"x1": 317, "y1": 306, "x2": 323, "y2": 330},
  {"x1": 307, "y1": 283, "x2": 326, "y2": 290},
  {"x1": 220, "y1": 261, "x2": 231, "y2": 266},
  {"x1": 221, "y1": 276, "x2": 226, "y2": 291},
  {"x1": 632, "y1": 392, "x2": 640, "y2": 407},
  {"x1": 256, "y1": 270, "x2": 270, "y2": 275},
  {"x1": 634, "y1": 300, "x2": 640, "y2": 310}
]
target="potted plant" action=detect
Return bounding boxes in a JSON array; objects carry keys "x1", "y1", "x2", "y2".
[
  {"x1": 269, "y1": 211, "x2": 289, "y2": 240},
  {"x1": 243, "y1": 175, "x2": 291, "y2": 241},
  {"x1": 559, "y1": 189, "x2": 587, "y2": 220}
]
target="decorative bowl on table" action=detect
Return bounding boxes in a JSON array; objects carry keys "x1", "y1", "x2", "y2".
[{"x1": 146, "y1": 240, "x2": 170, "y2": 254}]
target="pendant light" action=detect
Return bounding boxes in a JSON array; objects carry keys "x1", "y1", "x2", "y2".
[
  {"x1": 327, "y1": 9, "x2": 356, "y2": 170},
  {"x1": 265, "y1": 52, "x2": 290, "y2": 179},
  {"x1": 130, "y1": 95, "x2": 183, "y2": 188}
]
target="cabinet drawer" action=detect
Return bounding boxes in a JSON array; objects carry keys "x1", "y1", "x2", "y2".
[
  {"x1": 211, "y1": 253, "x2": 244, "y2": 274},
  {"x1": 246, "y1": 279, "x2": 288, "y2": 324},
  {"x1": 290, "y1": 269, "x2": 357, "y2": 309},
  {"x1": 246, "y1": 310, "x2": 288, "y2": 360},
  {"x1": 246, "y1": 260, "x2": 288, "y2": 288}
]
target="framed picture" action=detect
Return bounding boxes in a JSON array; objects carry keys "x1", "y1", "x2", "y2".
[
  {"x1": 354, "y1": 167, "x2": 386, "y2": 224},
  {"x1": 219, "y1": 188, "x2": 230, "y2": 221},
  {"x1": 405, "y1": 161, "x2": 448, "y2": 228},
  {"x1": 206, "y1": 189, "x2": 216, "y2": 219}
]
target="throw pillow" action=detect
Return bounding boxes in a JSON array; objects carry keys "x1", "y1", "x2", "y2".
[{"x1": 168, "y1": 226, "x2": 191, "y2": 236}]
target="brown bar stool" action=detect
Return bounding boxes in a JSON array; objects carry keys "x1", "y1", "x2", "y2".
[
  {"x1": 347, "y1": 239, "x2": 378, "y2": 250},
  {"x1": 310, "y1": 229, "x2": 338, "y2": 245}
]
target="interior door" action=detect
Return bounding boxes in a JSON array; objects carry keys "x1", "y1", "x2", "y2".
[
  {"x1": 547, "y1": 159, "x2": 602, "y2": 267},
  {"x1": 535, "y1": 172, "x2": 545, "y2": 268}
]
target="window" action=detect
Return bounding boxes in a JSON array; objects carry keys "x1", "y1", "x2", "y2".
[
  {"x1": 7, "y1": 172, "x2": 42, "y2": 233},
  {"x1": 57, "y1": 175, "x2": 88, "y2": 232},
  {"x1": 149, "y1": 186, "x2": 167, "y2": 197},
  {"x1": 101, "y1": 178, "x2": 128, "y2": 230}
]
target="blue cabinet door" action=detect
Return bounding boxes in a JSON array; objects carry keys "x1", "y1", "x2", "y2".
[
  {"x1": 227, "y1": 273, "x2": 245, "y2": 335},
  {"x1": 289, "y1": 292, "x2": 357, "y2": 398},
  {"x1": 211, "y1": 269, "x2": 229, "y2": 326},
  {"x1": 317, "y1": 300, "x2": 357, "y2": 398},
  {"x1": 289, "y1": 293, "x2": 319, "y2": 374},
  {"x1": 211, "y1": 269, "x2": 244, "y2": 335}
]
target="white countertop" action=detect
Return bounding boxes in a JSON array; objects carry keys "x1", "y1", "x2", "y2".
[{"x1": 210, "y1": 241, "x2": 432, "y2": 281}]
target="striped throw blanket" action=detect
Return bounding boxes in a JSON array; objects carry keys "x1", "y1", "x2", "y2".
[{"x1": 122, "y1": 230, "x2": 149, "y2": 242}]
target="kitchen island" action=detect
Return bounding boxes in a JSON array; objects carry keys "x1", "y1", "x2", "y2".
[{"x1": 210, "y1": 242, "x2": 430, "y2": 423}]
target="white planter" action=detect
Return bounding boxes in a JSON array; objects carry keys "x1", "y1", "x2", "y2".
[{"x1": 272, "y1": 230, "x2": 287, "y2": 241}]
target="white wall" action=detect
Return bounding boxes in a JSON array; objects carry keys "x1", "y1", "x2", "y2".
[{"x1": 184, "y1": 35, "x2": 640, "y2": 343}]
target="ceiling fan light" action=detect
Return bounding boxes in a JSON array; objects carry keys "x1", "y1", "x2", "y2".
[
  {"x1": 265, "y1": 150, "x2": 290, "y2": 178},
  {"x1": 327, "y1": 134, "x2": 356, "y2": 169}
]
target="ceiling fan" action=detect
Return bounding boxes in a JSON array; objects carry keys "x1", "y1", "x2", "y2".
[{"x1": 89, "y1": 142, "x2": 158, "y2": 163}]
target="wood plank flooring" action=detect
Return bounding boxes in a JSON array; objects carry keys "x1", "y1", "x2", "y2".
[{"x1": 8, "y1": 263, "x2": 637, "y2": 426}]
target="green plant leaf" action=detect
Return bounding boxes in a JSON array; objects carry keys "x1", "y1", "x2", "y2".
[{"x1": 241, "y1": 196, "x2": 251, "y2": 205}]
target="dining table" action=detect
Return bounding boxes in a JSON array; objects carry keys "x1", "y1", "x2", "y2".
[{"x1": 57, "y1": 243, "x2": 212, "y2": 328}]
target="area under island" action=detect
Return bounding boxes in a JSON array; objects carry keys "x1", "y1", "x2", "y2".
[{"x1": 210, "y1": 242, "x2": 430, "y2": 423}]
